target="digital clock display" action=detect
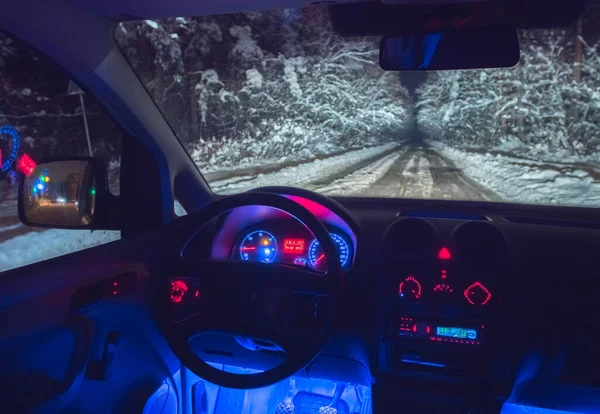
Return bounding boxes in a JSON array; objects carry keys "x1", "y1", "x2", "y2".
[
  {"x1": 436, "y1": 326, "x2": 477, "y2": 340},
  {"x1": 283, "y1": 238, "x2": 305, "y2": 254}
]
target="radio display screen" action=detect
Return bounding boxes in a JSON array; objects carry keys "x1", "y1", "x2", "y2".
[{"x1": 436, "y1": 326, "x2": 477, "y2": 339}]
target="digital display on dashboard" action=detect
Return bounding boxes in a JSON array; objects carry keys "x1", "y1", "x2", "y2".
[
  {"x1": 436, "y1": 326, "x2": 477, "y2": 339},
  {"x1": 283, "y1": 238, "x2": 305, "y2": 254}
]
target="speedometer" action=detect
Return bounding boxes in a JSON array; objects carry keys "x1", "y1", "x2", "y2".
[
  {"x1": 239, "y1": 230, "x2": 278, "y2": 263},
  {"x1": 308, "y1": 233, "x2": 350, "y2": 270}
]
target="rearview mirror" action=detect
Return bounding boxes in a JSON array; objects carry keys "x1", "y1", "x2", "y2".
[
  {"x1": 18, "y1": 158, "x2": 118, "y2": 229},
  {"x1": 380, "y1": 26, "x2": 519, "y2": 71}
]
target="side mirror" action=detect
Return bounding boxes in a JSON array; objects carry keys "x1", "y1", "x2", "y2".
[{"x1": 18, "y1": 158, "x2": 119, "y2": 229}]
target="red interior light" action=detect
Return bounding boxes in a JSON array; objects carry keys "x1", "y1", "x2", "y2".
[
  {"x1": 464, "y1": 282, "x2": 492, "y2": 306},
  {"x1": 170, "y1": 280, "x2": 188, "y2": 304},
  {"x1": 438, "y1": 247, "x2": 451, "y2": 260}
]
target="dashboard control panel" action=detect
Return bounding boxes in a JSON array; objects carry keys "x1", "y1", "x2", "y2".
[
  {"x1": 380, "y1": 218, "x2": 510, "y2": 379},
  {"x1": 395, "y1": 245, "x2": 495, "y2": 308}
]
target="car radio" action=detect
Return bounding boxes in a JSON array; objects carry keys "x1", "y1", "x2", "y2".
[
  {"x1": 398, "y1": 317, "x2": 483, "y2": 345},
  {"x1": 382, "y1": 316, "x2": 489, "y2": 377}
]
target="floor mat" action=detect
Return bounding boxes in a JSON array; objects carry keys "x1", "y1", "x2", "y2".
[{"x1": 292, "y1": 391, "x2": 349, "y2": 414}]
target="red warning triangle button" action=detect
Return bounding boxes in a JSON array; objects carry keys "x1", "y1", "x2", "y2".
[{"x1": 438, "y1": 247, "x2": 451, "y2": 260}]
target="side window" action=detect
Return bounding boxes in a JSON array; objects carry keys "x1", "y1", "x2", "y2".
[{"x1": 0, "y1": 33, "x2": 122, "y2": 273}]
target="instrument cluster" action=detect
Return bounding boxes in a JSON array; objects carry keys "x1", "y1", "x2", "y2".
[{"x1": 233, "y1": 220, "x2": 354, "y2": 272}]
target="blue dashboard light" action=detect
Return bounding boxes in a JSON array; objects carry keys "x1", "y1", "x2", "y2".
[
  {"x1": 436, "y1": 326, "x2": 477, "y2": 340},
  {"x1": 308, "y1": 232, "x2": 350, "y2": 269},
  {"x1": 294, "y1": 257, "x2": 307, "y2": 266},
  {"x1": 240, "y1": 230, "x2": 278, "y2": 263}
]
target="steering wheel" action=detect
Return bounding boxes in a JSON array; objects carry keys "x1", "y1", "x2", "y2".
[{"x1": 151, "y1": 192, "x2": 342, "y2": 389}]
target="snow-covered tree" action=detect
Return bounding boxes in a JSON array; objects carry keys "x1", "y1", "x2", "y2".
[
  {"x1": 416, "y1": 25, "x2": 600, "y2": 159},
  {"x1": 117, "y1": 8, "x2": 411, "y2": 171}
]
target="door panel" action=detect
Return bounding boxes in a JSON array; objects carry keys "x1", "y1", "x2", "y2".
[{"x1": 0, "y1": 233, "x2": 178, "y2": 413}]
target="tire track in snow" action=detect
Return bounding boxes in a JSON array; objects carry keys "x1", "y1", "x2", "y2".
[
  {"x1": 364, "y1": 146, "x2": 434, "y2": 198},
  {"x1": 210, "y1": 143, "x2": 401, "y2": 194},
  {"x1": 310, "y1": 151, "x2": 402, "y2": 195},
  {"x1": 363, "y1": 140, "x2": 497, "y2": 200},
  {"x1": 426, "y1": 147, "x2": 497, "y2": 201}
]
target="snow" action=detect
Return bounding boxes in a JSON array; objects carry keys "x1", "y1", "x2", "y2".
[
  {"x1": 398, "y1": 153, "x2": 435, "y2": 199},
  {"x1": 209, "y1": 143, "x2": 400, "y2": 194},
  {"x1": 144, "y1": 20, "x2": 159, "y2": 29},
  {"x1": 199, "y1": 22, "x2": 222, "y2": 41},
  {"x1": 0, "y1": 223, "x2": 22, "y2": 233},
  {"x1": 229, "y1": 25, "x2": 263, "y2": 61},
  {"x1": 315, "y1": 151, "x2": 401, "y2": 195},
  {"x1": 432, "y1": 142, "x2": 600, "y2": 207},
  {"x1": 0, "y1": 229, "x2": 120, "y2": 273},
  {"x1": 283, "y1": 58, "x2": 302, "y2": 98},
  {"x1": 245, "y1": 68, "x2": 263, "y2": 89}
]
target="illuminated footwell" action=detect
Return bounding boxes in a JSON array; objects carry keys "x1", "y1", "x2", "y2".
[{"x1": 154, "y1": 365, "x2": 373, "y2": 414}]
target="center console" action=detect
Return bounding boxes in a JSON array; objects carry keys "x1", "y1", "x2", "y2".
[{"x1": 376, "y1": 218, "x2": 514, "y2": 411}]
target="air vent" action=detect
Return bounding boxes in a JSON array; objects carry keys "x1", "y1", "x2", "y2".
[
  {"x1": 383, "y1": 218, "x2": 437, "y2": 262},
  {"x1": 453, "y1": 221, "x2": 509, "y2": 267}
]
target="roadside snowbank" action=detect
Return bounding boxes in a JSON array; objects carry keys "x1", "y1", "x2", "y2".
[
  {"x1": 432, "y1": 142, "x2": 600, "y2": 207},
  {"x1": 210, "y1": 143, "x2": 400, "y2": 194},
  {"x1": 0, "y1": 229, "x2": 120, "y2": 272}
]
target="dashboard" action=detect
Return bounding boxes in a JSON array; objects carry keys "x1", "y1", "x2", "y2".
[
  {"x1": 182, "y1": 195, "x2": 358, "y2": 272},
  {"x1": 179, "y1": 191, "x2": 600, "y2": 413}
]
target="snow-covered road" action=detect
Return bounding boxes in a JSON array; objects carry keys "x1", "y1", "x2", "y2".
[
  {"x1": 4, "y1": 139, "x2": 600, "y2": 272},
  {"x1": 361, "y1": 141, "x2": 496, "y2": 200}
]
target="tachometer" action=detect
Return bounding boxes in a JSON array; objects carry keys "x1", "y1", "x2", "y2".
[
  {"x1": 308, "y1": 233, "x2": 350, "y2": 270},
  {"x1": 239, "y1": 230, "x2": 278, "y2": 263}
]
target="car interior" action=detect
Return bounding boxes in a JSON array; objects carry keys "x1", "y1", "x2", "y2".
[{"x1": 1, "y1": 0, "x2": 600, "y2": 413}]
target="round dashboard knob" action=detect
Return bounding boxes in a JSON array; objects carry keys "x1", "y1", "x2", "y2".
[
  {"x1": 399, "y1": 276, "x2": 422, "y2": 300},
  {"x1": 464, "y1": 282, "x2": 492, "y2": 306}
]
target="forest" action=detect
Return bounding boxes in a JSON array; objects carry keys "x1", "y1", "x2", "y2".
[
  {"x1": 2, "y1": 5, "x2": 600, "y2": 181},
  {"x1": 417, "y1": 4, "x2": 600, "y2": 160},
  {"x1": 116, "y1": 8, "x2": 412, "y2": 172}
]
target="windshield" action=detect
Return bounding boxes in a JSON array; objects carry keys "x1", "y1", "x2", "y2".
[{"x1": 116, "y1": 5, "x2": 600, "y2": 207}]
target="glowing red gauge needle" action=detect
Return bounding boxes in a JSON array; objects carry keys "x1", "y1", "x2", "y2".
[
  {"x1": 314, "y1": 254, "x2": 325, "y2": 265},
  {"x1": 240, "y1": 247, "x2": 256, "y2": 251}
]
